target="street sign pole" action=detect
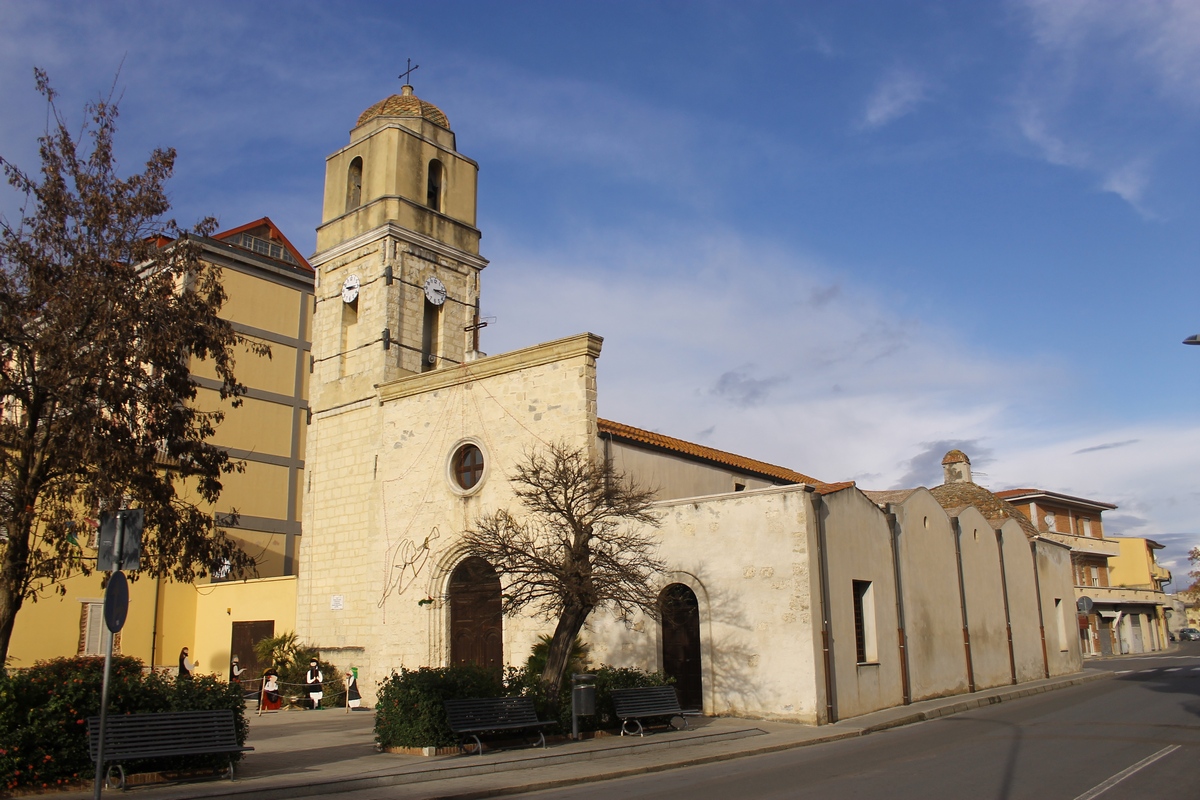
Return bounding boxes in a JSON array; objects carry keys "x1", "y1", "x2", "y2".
[{"x1": 92, "y1": 515, "x2": 126, "y2": 800}]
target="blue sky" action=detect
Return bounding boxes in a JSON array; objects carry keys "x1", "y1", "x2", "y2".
[{"x1": 3, "y1": 1, "x2": 1200, "y2": 578}]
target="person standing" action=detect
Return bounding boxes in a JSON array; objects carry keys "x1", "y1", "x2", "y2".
[
  {"x1": 178, "y1": 647, "x2": 198, "y2": 678},
  {"x1": 305, "y1": 659, "x2": 323, "y2": 710},
  {"x1": 230, "y1": 655, "x2": 245, "y2": 685},
  {"x1": 346, "y1": 666, "x2": 362, "y2": 710}
]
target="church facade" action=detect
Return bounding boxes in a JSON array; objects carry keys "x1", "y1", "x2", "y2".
[{"x1": 296, "y1": 87, "x2": 1082, "y2": 725}]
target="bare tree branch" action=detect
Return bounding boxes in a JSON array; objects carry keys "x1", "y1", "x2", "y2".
[{"x1": 462, "y1": 441, "x2": 662, "y2": 699}]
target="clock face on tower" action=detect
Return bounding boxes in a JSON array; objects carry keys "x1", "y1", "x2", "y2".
[
  {"x1": 424, "y1": 276, "x2": 447, "y2": 306},
  {"x1": 341, "y1": 274, "x2": 361, "y2": 304}
]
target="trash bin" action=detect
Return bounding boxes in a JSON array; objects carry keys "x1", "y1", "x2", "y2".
[
  {"x1": 573, "y1": 680, "x2": 596, "y2": 716},
  {"x1": 571, "y1": 673, "x2": 597, "y2": 739}
]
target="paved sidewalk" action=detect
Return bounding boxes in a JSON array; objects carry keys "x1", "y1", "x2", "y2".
[{"x1": 67, "y1": 670, "x2": 1111, "y2": 800}]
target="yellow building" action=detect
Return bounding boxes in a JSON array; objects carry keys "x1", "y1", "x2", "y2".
[
  {"x1": 1106, "y1": 537, "x2": 1171, "y2": 652},
  {"x1": 8, "y1": 219, "x2": 311, "y2": 678}
]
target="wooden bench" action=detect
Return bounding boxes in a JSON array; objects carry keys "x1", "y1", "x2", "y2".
[
  {"x1": 443, "y1": 697, "x2": 553, "y2": 755},
  {"x1": 87, "y1": 709, "x2": 254, "y2": 789},
  {"x1": 609, "y1": 686, "x2": 690, "y2": 737}
]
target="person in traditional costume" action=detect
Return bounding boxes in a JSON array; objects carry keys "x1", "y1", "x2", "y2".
[
  {"x1": 261, "y1": 667, "x2": 281, "y2": 710},
  {"x1": 178, "y1": 647, "x2": 198, "y2": 678},
  {"x1": 346, "y1": 666, "x2": 362, "y2": 710},
  {"x1": 230, "y1": 655, "x2": 245, "y2": 684},
  {"x1": 305, "y1": 659, "x2": 323, "y2": 710}
]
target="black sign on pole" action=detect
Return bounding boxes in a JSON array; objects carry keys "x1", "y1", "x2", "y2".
[
  {"x1": 97, "y1": 510, "x2": 143, "y2": 571},
  {"x1": 104, "y1": 571, "x2": 129, "y2": 633}
]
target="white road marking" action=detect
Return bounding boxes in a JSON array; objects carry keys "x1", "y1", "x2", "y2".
[
  {"x1": 1072, "y1": 745, "x2": 1180, "y2": 800},
  {"x1": 1115, "y1": 670, "x2": 1133, "y2": 675},
  {"x1": 1165, "y1": 667, "x2": 1182, "y2": 672},
  {"x1": 1138, "y1": 669, "x2": 1157, "y2": 673}
]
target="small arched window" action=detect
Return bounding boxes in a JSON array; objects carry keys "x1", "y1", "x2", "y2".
[
  {"x1": 346, "y1": 156, "x2": 363, "y2": 212},
  {"x1": 426, "y1": 159, "x2": 444, "y2": 212}
]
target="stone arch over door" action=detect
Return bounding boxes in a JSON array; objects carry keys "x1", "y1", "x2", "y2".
[
  {"x1": 448, "y1": 556, "x2": 503, "y2": 669},
  {"x1": 659, "y1": 583, "x2": 703, "y2": 711}
]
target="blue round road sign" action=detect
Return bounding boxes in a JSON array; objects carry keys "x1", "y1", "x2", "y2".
[{"x1": 104, "y1": 571, "x2": 129, "y2": 633}]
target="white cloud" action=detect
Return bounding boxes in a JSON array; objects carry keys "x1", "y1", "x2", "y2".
[
  {"x1": 1011, "y1": 0, "x2": 1200, "y2": 214},
  {"x1": 860, "y1": 68, "x2": 929, "y2": 129},
  {"x1": 480, "y1": 220, "x2": 1200, "y2": 573}
]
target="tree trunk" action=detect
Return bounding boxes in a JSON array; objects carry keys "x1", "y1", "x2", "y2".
[
  {"x1": 0, "y1": 531, "x2": 30, "y2": 670},
  {"x1": 540, "y1": 602, "x2": 592, "y2": 700}
]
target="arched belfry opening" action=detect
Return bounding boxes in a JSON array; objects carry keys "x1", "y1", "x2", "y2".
[
  {"x1": 346, "y1": 156, "x2": 363, "y2": 212},
  {"x1": 426, "y1": 159, "x2": 444, "y2": 212},
  {"x1": 659, "y1": 583, "x2": 703, "y2": 711},
  {"x1": 449, "y1": 557, "x2": 503, "y2": 669}
]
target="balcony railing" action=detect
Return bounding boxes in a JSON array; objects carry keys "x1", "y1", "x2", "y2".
[
  {"x1": 1043, "y1": 531, "x2": 1121, "y2": 557},
  {"x1": 1076, "y1": 585, "x2": 1167, "y2": 606}
]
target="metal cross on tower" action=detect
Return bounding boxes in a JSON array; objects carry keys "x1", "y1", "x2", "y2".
[{"x1": 399, "y1": 58, "x2": 420, "y2": 85}]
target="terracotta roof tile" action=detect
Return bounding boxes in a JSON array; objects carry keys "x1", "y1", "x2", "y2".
[
  {"x1": 929, "y1": 481, "x2": 1039, "y2": 538},
  {"x1": 598, "y1": 418, "x2": 823, "y2": 486},
  {"x1": 357, "y1": 89, "x2": 450, "y2": 129}
]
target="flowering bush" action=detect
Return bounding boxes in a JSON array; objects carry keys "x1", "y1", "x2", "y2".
[{"x1": 0, "y1": 655, "x2": 246, "y2": 791}]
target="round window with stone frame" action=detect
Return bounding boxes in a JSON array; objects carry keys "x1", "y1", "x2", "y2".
[{"x1": 450, "y1": 441, "x2": 487, "y2": 493}]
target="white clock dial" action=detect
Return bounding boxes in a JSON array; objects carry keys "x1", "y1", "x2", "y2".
[
  {"x1": 424, "y1": 276, "x2": 447, "y2": 306},
  {"x1": 341, "y1": 274, "x2": 360, "y2": 304}
]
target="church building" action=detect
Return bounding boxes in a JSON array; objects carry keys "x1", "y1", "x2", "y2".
[{"x1": 296, "y1": 85, "x2": 1082, "y2": 725}]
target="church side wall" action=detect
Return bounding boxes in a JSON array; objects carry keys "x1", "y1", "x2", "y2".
[
  {"x1": 954, "y1": 508, "x2": 1012, "y2": 691},
  {"x1": 588, "y1": 487, "x2": 821, "y2": 724},
  {"x1": 818, "y1": 489, "x2": 905, "y2": 721},
  {"x1": 1035, "y1": 539, "x2": 1083, "y2": 677},
  {"x1": 603, "y1": 439, "x2": 782, "y2": 500},
  {"x1": 998, "y1": 520, "x2": 1046, "y2": 683},
  {"x1": 891, "y1": 492, "x2": 970, "y2": 701}
]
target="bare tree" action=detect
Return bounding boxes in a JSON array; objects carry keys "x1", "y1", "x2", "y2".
[
  {"x1": 462, "y1": 441, "x2": 663, "y2": 699},
  {"x1": 0, "y1": 71, "x2": 262, "y2": 665}
]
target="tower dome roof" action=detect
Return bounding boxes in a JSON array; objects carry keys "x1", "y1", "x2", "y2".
[{"x1": 357, "y1": 85, "x2": 450, "y2": 129}]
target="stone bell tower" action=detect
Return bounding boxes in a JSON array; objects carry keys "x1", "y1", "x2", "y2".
[
  {"x1": 309, "y1": 83, "x2": 488, "y2": 410},
  {"x1": 299, "y1": 86, "x2": 488, "y2": 662}
]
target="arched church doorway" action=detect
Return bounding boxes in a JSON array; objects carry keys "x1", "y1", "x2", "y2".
[
  {"x1": 449, "y1": 557, "x2": 503, "y2": 669},
  {"x1": 659, "y1": 583, "x2": 703, "y2": 711}
]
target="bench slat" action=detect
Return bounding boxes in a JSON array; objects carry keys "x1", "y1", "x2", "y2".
[{"x1": 86, "y1": 709, "x2": 251, "y2": 763}]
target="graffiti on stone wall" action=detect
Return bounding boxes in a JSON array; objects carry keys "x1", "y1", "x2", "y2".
[{"x1": 381, "y1": 527, "x2": 441, "y2": 606}]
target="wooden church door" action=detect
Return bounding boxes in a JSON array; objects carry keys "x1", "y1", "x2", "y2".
[
  {"x1": 660, "y1": 583, "x2": 703, "y2": 711},
  {"x1": 449, "y1": 557, "x2": 503, "y2": 669}
]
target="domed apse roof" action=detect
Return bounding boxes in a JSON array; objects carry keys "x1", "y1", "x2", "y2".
[{"x1": 357, "y1": 85, "x2": 450, "y2": 129}]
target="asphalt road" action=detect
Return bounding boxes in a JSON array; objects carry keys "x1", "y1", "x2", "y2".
[{"x1": 512, "y1": 644, "x2": 1200, "y2": 800}]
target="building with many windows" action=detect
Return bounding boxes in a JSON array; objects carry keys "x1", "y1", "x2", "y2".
[
  {"x1": 8, "y1": 219, "x2": 312, "y2": 679},
  {"x1": 996, "y1": 489, "x2": 1170, "y2": 656}
]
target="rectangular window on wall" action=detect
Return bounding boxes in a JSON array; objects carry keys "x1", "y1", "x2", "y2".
[
  {"x1": 852, "y1": 580, "x2": 877, "y2": 664},
  {"x1": 80, "y1": 602, "x2": 105, "y2": 655},
  {"x1": 1055, "y1": 598, "x2": 1069, "y2": 652},
  {"x1": 1081, "y1": 518, "x2": 1093, "y2": 537}
]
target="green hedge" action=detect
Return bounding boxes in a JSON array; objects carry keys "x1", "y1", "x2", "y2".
[
  {"x1": 375, "y1": 664, "x2": 509, "y2": 748},
  {"x1": 0, "y1": 655, "x2": 247, "y2": 792},
  {"x1": 374, "y1": 663, "x2": 671, "y2": 749}
]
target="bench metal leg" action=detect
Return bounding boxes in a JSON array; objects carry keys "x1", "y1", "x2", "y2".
[
  {"x1": 620, "y1": 719, "x2": 644, "y2": 737},
  {"x1": 461, "y1": 734, "x2": 484, "y2": 755},
  {"x1": 105, "y1": 764, "x2": 126, "y2": 791}
]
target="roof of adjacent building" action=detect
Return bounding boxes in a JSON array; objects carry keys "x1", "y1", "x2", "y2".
[
  {"x1": 862, "y1": 488, "x2": 920, "y2": 506},
  {"x1": 597, "y1": 418, "x2": 824, "y2": 487},
  {"x1": 357, "y1": 86, "x2": 450, "y2": 129},
  {"x1": 993, "y1": 488, "x2": 1117, "y2": 512},
  {"x1": 214, "y1": 217, "x2": 313, "y2": 273},
  {"x1": 930, "y1": 480, "x2": 1040, "y2": 538}
]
